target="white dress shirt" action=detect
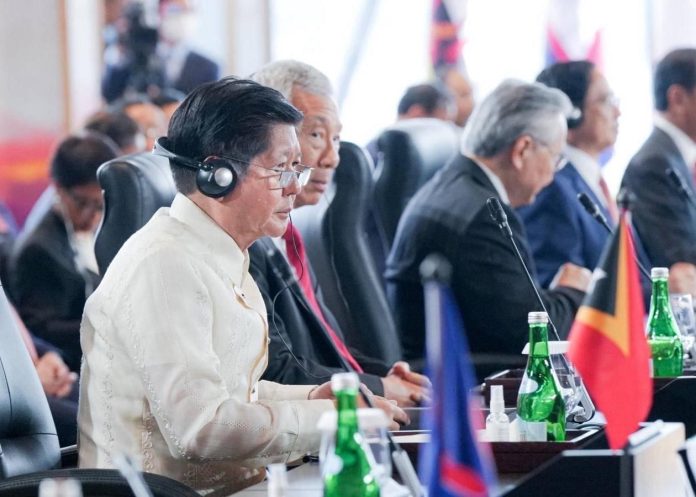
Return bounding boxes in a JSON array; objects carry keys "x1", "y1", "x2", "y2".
[
  {"x1": 563, "y1": 145, "x2": 607, "y2": 208},
  {"x1": 655, "y1": 113, "x2": 696, "y2": 173},
  {"x1": 470, "y1": 156, "x2": 511, "y2": 204},
  {"x1": 78, "y1": 194, "x2": 333, "y2": 494}
]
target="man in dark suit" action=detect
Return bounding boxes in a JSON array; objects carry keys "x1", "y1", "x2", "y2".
[
  {"x1": 10, "y1": 133, "x2": 117, "y2": 371},
  {"x1": 622, "y1": 49, "x2": 696, "y2": 296},
  {"x1": 101, "y1": 0, "x2": 219, "y2": 103},
  {"x1": 386, "y1": 80, "x2": 591, "y2": 379},
  {"x1": 518, "y1": 61, "x2": 620, "y2": 287},
  {"x1": 250, "y1": 60, "x2": 430, "y2": 406}
]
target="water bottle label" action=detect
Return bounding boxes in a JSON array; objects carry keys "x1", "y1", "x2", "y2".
[{"x1": 518, "y1": 420, "x2": 546, "y2": 442}]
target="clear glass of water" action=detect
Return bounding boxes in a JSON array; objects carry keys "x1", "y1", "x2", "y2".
[
  {"x1": 550, "y1": 354, "x2": 583, "y2": 417},
  {"x1": 670, "y1": 293, "x2": 696, "y2": 363}
]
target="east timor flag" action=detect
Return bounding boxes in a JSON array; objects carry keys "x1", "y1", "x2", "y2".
[{"x1": 567, "y1": 214, "x2": 652, "y2": 450}]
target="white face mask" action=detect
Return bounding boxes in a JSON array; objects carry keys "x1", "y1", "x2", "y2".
[{"x1": 160, "y1": 12, "x2": 196, "y2": 44}]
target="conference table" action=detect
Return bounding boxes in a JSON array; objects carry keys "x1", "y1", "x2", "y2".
[{"x1": 231, "y1": 371, "x2": 696, "y2": 497}]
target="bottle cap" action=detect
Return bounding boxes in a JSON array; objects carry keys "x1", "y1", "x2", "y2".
[
  {"x1": 528, "y1": 311, "x2": 549, "y2": 324},
  {"x1": 651, "y1": 267, "x2": 669, "y2": 279},
  {"x1": 490, "y1": 385, "x2": 505, "y2": 413},
  {"x1": 331, "y1": 372, "x2": 359, "y2": 392}
]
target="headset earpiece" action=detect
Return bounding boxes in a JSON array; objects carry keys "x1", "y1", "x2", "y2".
[
  {"x1": 197, "y1": 157, "x2": 238, "y2": 198},
  {"x1": 567, "y1": 106, "x2": 584, "y2": 129},
  {"x1": 152, "y1": 137, "x2": 238, "y2": 198}
]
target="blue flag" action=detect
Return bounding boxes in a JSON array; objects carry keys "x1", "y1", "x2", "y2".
[{"x1": 419, "y1": 281, "x2": 496, "y2": 496}]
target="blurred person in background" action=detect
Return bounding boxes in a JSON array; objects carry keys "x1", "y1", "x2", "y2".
[
  {"x1": 518, "y1": 61, "x2": 622, "y2": 287},
  {"x1": 112, "y1": 94, "x2": 168, "y2": 151},
  {"x1": 10, "y1": 133, "x2": 117, "y2": 372},
  {"x1": 437, "y1": 65, "x2": 475, "y2": 127},
  {"x1": 102, "y1": 0, "x2": 219, "y2": 103},
  {"x1": 622, "y1": 48, "x2": 696, "y2": 296}
]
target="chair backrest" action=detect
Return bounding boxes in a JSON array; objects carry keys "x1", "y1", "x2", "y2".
[
  {"x1": 0, "y1": 469, "x2": 200, "y2": 496},
  {"x1": 95, "y1": 153, "x2": 176, "y2": 275},
  {"x1": 0, "y1": 280, "x2": 60, "y2": 479},
  {"x1": 373, "y1": 118, "x2": 459, "y2": 248},
  {"x1": 292, "y1": 142, "x2": 402, "y2": 364}
]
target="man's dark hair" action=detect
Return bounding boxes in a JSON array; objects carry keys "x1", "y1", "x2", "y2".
[
  {"x1": 166, "y1": 77, "x2": 303, "y2": 194},
  {"x1": 85, "y1": 111, "x2": 140, "y2": 152},
  {"x1": 397, "y1": 83, "x2": 452, "y2": 116},
  {"x1": 654, "y1": 48, "x2": 696, "y2": 111},
  {"x1": 536, "y1": 60, "x2": 594, "y2": 110},
  {"x1": 51, "y1": 132, "x2": 119, "y2": 188}
]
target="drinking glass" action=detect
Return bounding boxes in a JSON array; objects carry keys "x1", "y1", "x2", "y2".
[
  {"x1": 550, "y1": 354, "x2": 583, "y2": 417},
  {"x1": 670, "y1": 293, "x2": 696, "y2": 363}
]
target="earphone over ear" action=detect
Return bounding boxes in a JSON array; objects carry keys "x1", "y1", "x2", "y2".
[
  {"x1": 152, "y1": 137, "x2": 238, "y2": 198},
  {"x1": 567, "y1": 106, "x2": 584, "y2": 129}
]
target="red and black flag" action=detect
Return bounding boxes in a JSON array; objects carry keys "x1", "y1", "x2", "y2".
[{"x1": 567, "y1": 213, "x2": 652, "y2": 449}]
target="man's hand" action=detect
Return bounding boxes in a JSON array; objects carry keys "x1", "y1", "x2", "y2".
[
  {"x1": 549, "y1": 262, "x2": 592, "y2": 292},
  {"x1": 382, "y1": 361, "x2": 432, "y2": 407},
  {"x1": 35, "y1": 352, "x2": 77, "y2": 398},
  {"x1": 669, "y1": 262, "x2": 696, "y2": 296}
]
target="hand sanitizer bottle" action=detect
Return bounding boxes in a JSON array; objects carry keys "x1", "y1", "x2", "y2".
[{"x1": 486, "y1": 385, "x2": 510, "y2": 441}]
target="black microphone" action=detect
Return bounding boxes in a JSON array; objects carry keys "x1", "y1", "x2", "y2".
[
  {"x1": 486, "y1": 197, "x2": 513, "y2": 237},
  {"x1": 487, "y1": 196, "x2": 596, "y2": 423},
  {"x1": 666, "y1": 167, "x2": 696, "y2": 210},
  {"x1": 577, "y1": 192, "x2": 612, "y2": 234},
  {"x1": 486, "y1": 197, "x2": 563, "y2": 342},
  {"x1": 576, "y1": 193, "x2": 651, "y2": 281}
]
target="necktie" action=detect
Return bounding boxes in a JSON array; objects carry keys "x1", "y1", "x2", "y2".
[
  {"x1": 282, "y1": 224, "x2": 364, "y2": 373},
  {"x1": 598, "y1": 176, "x2": 619, "y2": 223}
]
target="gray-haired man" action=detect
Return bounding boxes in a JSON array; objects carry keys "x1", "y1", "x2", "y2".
[
  {"x1": 386, "y1": 80, "x2": 591, "y2": 378},
  {"x1": 249, "y1": 60, "x2": 430, "y2": 406}
]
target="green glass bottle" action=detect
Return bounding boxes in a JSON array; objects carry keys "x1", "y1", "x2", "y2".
[
  {"x1": 516, "y1": 311, "x2": 566, "y2": 441},
  {"x1": 647, "y1": 267, "x2": 683, "y2": 377},
  {"x1": 323, "y1": 373, "x2": 380, "y2": 497}
]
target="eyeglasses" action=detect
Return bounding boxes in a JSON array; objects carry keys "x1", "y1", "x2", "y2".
[
  {"x1": 250, "y1": 163, "x2": 314, "y2": 189},
  {"x1": 215, "y1": 154, "x2": 314, "y2": 189},
  {"x1": 65, "y1": 189, "x2": 103, "y2": 212},
  {"x1": 587, "y1": 92, "x2": 620, "y2": 109},
  {"x1": 533, "y1": 140, "x2": 567, "y2": 171}
]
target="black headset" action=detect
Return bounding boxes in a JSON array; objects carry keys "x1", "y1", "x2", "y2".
[{"x1": 153, "y1": 137, "x2": 238, "y2": 198}]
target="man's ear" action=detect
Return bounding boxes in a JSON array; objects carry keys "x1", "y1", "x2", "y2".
[
  {"x1": 509, "y1": 135, "x2": 533, "y2": 171},
  {"x1": 667, "y1": 84, "x2": 688, "y2": 111}
]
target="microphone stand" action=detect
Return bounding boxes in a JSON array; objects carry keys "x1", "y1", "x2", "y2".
[
  {"x1": 576, "y1": 192, "x2": 652, "y2": 281},
  {"x1": 486, "y1": 197, "x2": 595, "y2": 423}
]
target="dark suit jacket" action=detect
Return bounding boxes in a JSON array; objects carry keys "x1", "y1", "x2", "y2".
[
  {"x1": 385, "y1": 155, "x2": 584, "y2": 377},
  {"x1": 249, "y1": 238, "x2": 390, "y2": 395},
  {"x1": 621, "y1": 127, "x2": 696, "y2": 267},
  {"x1": 101, "y1": 49, "x2": 219, "y2": 102},
  {"x1": 9, "y1": 209, "x2": 99, "y2": 371},
  {"x1": 173, "y1": 50, "x2": 219, "y2": 95},
  {"x1": 517, "y1": 162, "x2": 613, "y2": 287}
]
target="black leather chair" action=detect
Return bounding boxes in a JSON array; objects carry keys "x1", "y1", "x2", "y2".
[
  {"x1": 292, "y1": 142, "x2": 402, "y2": 364},
  {"x1": 373, "y1": 118, "x2": 459, "y2": 249},
  {"x1": 0, "y1": 279, "x2": 197, "y2": 495},
  {"x1": 95, "y1": 153, "x2": 176, "y2": 275},
  {"x1": 0, "y1": 281, "x2": 59, "y2": 479}
]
